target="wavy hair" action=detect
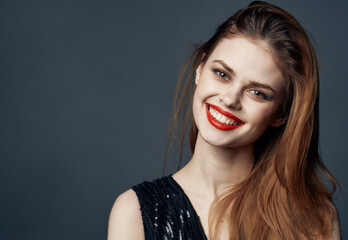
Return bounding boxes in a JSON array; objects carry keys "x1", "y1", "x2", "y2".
[{"x1": 165, "y1": 1, "x2": 339, "y2": 239}]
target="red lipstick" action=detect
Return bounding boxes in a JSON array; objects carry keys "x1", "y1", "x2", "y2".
[{"x1": 205, "y1": 103, "x2": 244, "y2": 131}]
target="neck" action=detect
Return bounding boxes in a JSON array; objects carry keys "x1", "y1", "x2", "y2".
[{"x1": 177, "y1": 132, "x2": 254, "y2": 198}]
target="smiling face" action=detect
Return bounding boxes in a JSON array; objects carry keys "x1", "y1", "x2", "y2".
[{"x1": 192, "y1": 36, "x2": 286, "y2": 148}]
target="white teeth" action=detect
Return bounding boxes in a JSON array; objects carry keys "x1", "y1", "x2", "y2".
[
  {"x1": 216, "y1": 113, "x2": 222, "y2": 121},
  {"x1": 208, "y1": 105, "x2": 241, "y2": 126}
]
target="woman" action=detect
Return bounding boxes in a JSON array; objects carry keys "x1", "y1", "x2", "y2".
[{"x1": 108, "y1": 1, "x2": 340, "y2": 239}]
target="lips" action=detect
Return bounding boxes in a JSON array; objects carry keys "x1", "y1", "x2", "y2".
[{"x1": 205, "y1": 103, "x2": 244, "y2": 131}]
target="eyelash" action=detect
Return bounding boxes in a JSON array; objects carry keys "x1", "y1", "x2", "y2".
[
  {"x1": 248, "y1": 89, "x2": 268, "y2": 100},
  {"x1": 213, "y1": 69, "x2": 230, "y2": 81}
]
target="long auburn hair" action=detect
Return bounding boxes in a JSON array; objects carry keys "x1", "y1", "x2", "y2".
[{"x1": 165, "y1": 1, "x2": 339, "y2": 239}]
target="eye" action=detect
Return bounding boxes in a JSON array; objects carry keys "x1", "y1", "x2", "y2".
[
  {"x1": 213, "y1": 69, "x2": 230, "y2": 81},
  {"x1": 248, "y1": 89, "x2": 268, "y2": 100}
]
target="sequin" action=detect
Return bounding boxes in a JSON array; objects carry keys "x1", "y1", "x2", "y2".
[
  {"x1": 132, "y1": 175, "x2": 207, "y2": 239},
  {"x1": 186, "y1": 210, "x2": 191, "y2": 218},
  {"x1": 166, "y1": 221, "x2": 174, "y2": 237},
  {"x1": 180, "y1": 214, "x2": 184, "y2": 224}
]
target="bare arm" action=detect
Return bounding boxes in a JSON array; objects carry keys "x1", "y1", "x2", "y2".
[{"x1": 107, "y1": 189, "x2": 145, "y2": 240}]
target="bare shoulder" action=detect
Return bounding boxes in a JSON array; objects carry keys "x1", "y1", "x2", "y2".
[
  {"x1": 329, "y1": 201, "x2": 341, "y2": 240},
  {"x1": 107, "y1": 189, "x2": 144, "y2": 240}
]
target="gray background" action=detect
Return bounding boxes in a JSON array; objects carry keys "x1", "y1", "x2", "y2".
[{"x1": 0, "y1": 0, "x2": 347, "y2": 239}]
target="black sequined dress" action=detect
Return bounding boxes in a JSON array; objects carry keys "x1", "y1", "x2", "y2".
[{"x1": 132, "y1": 175, "x2": 208, "y2": 240}]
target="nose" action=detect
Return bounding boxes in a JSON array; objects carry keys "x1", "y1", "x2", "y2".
[{"x1": 219, "y1": 90, "x2": 242, "y2": 110}]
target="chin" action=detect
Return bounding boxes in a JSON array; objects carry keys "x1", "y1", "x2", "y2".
[
  {"x1": 198, "y1": 126, "x2": 261, "y2": 150},
  {"x1": 199, "y1": 130, "x2": 240, "y2": 148}
]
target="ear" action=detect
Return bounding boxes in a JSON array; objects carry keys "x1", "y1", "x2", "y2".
[
  {"x1": 195, "y1": 62, "x2": 204, "y2": 85},
  {"x1": 270, "y1": 115, "x2": 287, "y2": 127}
]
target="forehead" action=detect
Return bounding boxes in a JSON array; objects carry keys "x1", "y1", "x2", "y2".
[{"x1": 206, "y1": 37, "x2": 284, "y2": 91}]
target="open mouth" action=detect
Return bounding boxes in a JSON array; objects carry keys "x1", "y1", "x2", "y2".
[{"x1": 205, "y1": 103, "x2": 244, "y2": 131}]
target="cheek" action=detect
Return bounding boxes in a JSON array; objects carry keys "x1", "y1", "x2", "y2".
[
  {"x1": 245, "y1": 102, "x2": 279, "y2": 126},
  {"x1": 192, "y1": 88, "x2": 203, "y2": 123},
  {"x1": 192, "y1": 90, "x2": 199, "y2": 116},
  {"x1": 192, "y1": 81, "x2": 215, "y2": 125},
  {"x1": 194, "y1": 82, "x2": 211, "y2": 104},
  {"x1": 195, "y1": 77, "x2": 221, "y2": 99}
]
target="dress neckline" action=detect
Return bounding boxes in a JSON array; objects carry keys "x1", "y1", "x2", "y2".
[{"x1": 167, "y1": 175, "x2": 209, "y2": 240}]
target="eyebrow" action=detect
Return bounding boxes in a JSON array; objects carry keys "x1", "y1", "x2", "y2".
[
  {"x1": 248, "y1": 81, "x2": 276, "y2": 94},
  {"x1": 212, "y1": 59, "x2": 276, "y2": 94},
  {"x1": 212, "y1": 60, "x2": 235, "y2": 76}
]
